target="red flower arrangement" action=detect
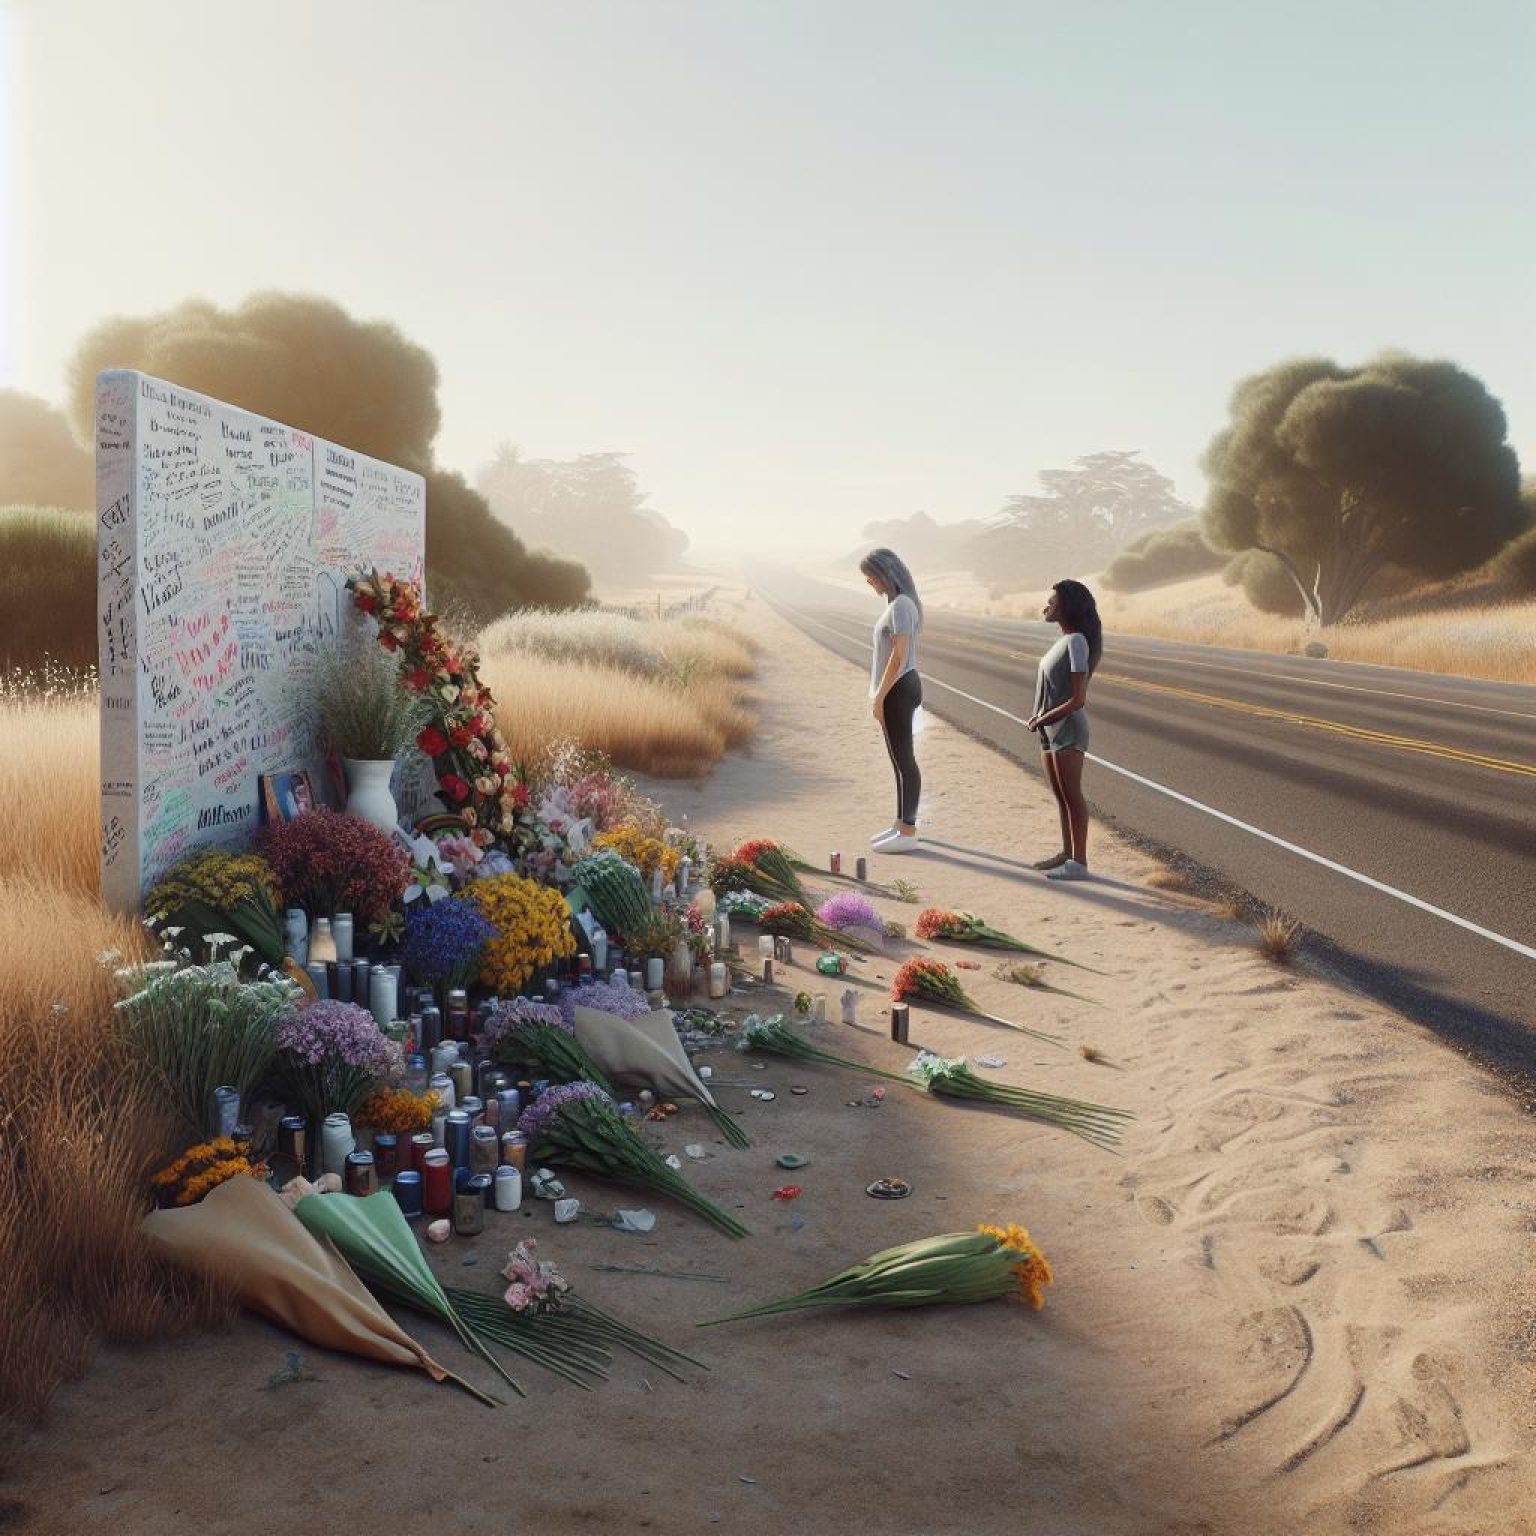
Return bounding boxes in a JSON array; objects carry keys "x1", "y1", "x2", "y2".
[
  {"x1": 891, "y1": 958, "x2": 1063, "y2": 1045},
  {"x1": 347, "y1": 570, "x2": 529, "y2": 849},
  {"x1": 255, "y1": 807, "x2": 410, "y2": 922}
]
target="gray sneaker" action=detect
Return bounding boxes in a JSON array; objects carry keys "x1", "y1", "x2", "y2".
[{"x1": 1045, "y1": 858, "x2": 1089, "y2": 881}]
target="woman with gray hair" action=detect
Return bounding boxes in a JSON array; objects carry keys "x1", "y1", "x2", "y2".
[{"x1": 860, "y1": 547, "x2": 924, "y2": 852}]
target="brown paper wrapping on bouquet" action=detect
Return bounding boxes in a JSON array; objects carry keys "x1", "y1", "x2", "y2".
[
  {"x1": 142, "y1": 1175, "x2": 451, "y2": 1382},
  {"x1": 572, "y1": 1005, "x2": 719, "y2": 1109}
]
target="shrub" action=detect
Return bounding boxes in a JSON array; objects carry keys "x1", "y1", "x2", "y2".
[
  {"x1": 0, "y1": 505, "x2": 95, "y2": 670},
  {"x1": 1487, "y1": 524, "x2": 1536, "y2": 590},
  {"x1": 1102, "y1": 520, "x2": 1225, "y2": 593}
]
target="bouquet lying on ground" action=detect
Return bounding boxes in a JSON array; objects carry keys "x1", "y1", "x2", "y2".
[
  {"x1": 892, "y1": 959, "x2": 1063, "y2": 1046},
  {"x1": 715, "y1": 889, "x2": 773, "y2": 920},
  {"x1": 443, "y1": 1241, "x2": 704, "y2": 1389},
  {"x1": 916, "y1": 909, "x2": 1103, "y2": 973},
  {"x1": 483, "y1": 998, "x2": 615, "y2": 1095},
  {"x1": 559, "y1": 980, "x2": 652, "y2": 1024},
  {"x1": 151, "y1": 1136, "x2": 270, "y2": 1207},
  {"x1": 294, "y1": 1189, "x2": 513, "y2": 1399},
  {"x1": 907, "y1": 1052, "x2": 1131, "y2": 1151},
  {"x1": 701, "y1": 1224, "x2": 1053, "y2": 1325},
  {"x1": 738, "y1": 1015, "x2": 1124, "y2": 1147},
  {"x1": 710, "y1": 840, "x2": 814, "y2": 908},
  {"x1": 756, "y1": 900, "x2": 873, "y2": 954},
  {"x1": 519, "y1": 1083, "x2": 748, "y2": 1238}
]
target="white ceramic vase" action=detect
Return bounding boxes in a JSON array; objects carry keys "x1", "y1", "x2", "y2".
[{"x1": 344, "y1": 758, "x2": 399, "y2": 833}]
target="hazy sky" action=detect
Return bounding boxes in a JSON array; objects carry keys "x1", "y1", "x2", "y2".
[{"x1": 5, "y1": 0, "x2": 1534, "y2": 560}]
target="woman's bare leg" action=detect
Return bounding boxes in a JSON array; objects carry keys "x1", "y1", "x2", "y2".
[
  {"x1": 1043, "y1": 749, "x2": 1071, "y2": 858},
  {"x1": 1053, "y1": 748, "x2": 1089, "y2": 864}
]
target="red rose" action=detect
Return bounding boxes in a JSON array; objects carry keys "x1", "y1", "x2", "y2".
[
  {"x1": 355, "y1": 594, "x2": 378, "y2": 614},
  {"x1": 449, "y1": 725, "x2": 473, "y2": 749},
  {"x1": 405, "y1": 667, "x2": 431, "y2": 691},
  {"x1": 416, "y1": 726, "x2": 448, "y2": 756},
  {"x1": 512, "y1": 782, "x2": 530, "y2": 809},
  {"x1": 440, "y1": 773, "x2": 471, "y2": 803},
  {"x1": 379, "y1": 631, "x2": 399, "y2": 651}
]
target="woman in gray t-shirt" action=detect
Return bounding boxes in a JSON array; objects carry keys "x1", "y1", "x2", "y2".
[
  {"x1": 1025, "y1": 579, "x2": 1102, "y2": 880},
  {"x1": 860, "y1": 547, "x2": 924, "y2": 852}
]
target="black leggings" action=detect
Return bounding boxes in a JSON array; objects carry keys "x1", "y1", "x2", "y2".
[{"x1": 880, "y1": 671, "x2": 922, "y2": 823}]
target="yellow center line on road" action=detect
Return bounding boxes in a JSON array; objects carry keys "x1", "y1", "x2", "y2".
[{"x1": 796, "y1": 609, "x2": 1536, "y2": 777}]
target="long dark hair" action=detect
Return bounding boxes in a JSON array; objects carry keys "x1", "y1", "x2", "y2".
[{"x1": 1053, "y1": 579, "x2": 1102, "y2": 673}]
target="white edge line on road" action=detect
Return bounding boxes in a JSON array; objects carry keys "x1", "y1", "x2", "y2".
[{"x1": 769, "y1": 594, "x2": 1536, "y2": 966}]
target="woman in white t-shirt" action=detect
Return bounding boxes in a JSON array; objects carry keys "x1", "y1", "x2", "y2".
[
  {"x1": 860, "y1": 547, "x2": 924, "y2": 853},
  {"x1": 1025, "y1": 579, "x2": 1102, "y2": 880}
]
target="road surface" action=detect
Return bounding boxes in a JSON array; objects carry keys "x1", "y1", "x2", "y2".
[{"x1": 757, "y1": 569, "x2": 1536, "y2": 1089}]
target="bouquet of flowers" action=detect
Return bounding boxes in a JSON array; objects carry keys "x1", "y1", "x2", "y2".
[
  {"x1": 683, "y1": 902, "x2": 713, "y2": 962},
  {"x1": 625, "y1": 906, "x2": 685, "y2": 962},
  {"x1": 483, "y1": 998, "x2": 615, "y2": 1094},
  {"x1": 906, "y1": 1052, "x2": 1131, "y2": 1150},
  {"x1": 738, "y1": 1013, "x2": 914, "y2": 1086},
  {"x1": 593, "y1": 822, "x2": 680, "y2": 882},
  {"x1": 353, "y1": 1085, "x2": 441, "y2": 1135},
  {"x1": 892, "y1": 959, "x2": 1063, "y2": 1046},
  {"x1": 144, "y1": 849, "x2": 286, "y2": 968},
  {"x1": 707, "y1": 854, "x2": 756, "y2": 899},
  {"x1": 151, "y1": 1136, "x2": 270, "y2": 1207},
  {"x1": 817, "y1": 891, "x2": 883, "y2": 934},
  {"x1": 443, "y1": 1241, "x2": 703, "y2": 1387},
  {"x1": 401, "y1": 832, "x2": 454, "y2": 907},
  {"x1": 256, "y1": 808, "x2": 410, "y2": 923},
  {"x1": 519, "y1": 1083, "x2": 748, "y2": 1238},
  {"x1": 715, "y1": 889, "x2": 772, "y2": 920},
  {"x1": 115, "y1": 957, "x2": 300, "y2": 1139},
  {"x1": 570, "y1": 850, "x2": 653, "y2": 941},
  {"x1": 467, "y1": 872, "x2": 578, "y2": 991},
  {"x1": 721, "y1": 839, "x2": 813, "y2": 907},
  {"x1": 400, "y1": 896, "x2": 499, "y2": 992},
  {"x1": 348, "y1": 569, "x2": 530, "y2": 848},
  {"x1": 557, "y1": 980, "x2": 652, "y2": 1026},
  {"x1": 275, "y1": 1000, "x2": 403, "y2": 1128},
  {"x1": 916, "y1": 909, "x2": 1101, "y2": 973},
  {"x1": 701, "y1": 1224, "x2": 1052, "y2": 1325},
  {"x1": 755, "y1": 900, "x2": 870, "y2": 954}
]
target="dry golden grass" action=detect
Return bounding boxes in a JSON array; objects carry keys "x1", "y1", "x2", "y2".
[
  {"x1": 0, "y1": 880, "x2": 233, "y2": 1421},
  {"x1": 1146, "y1": 868, "x2": 1195, "y2": 893},
  {"x1": 476, "y1": 617, "x2": 758, "y2": 774},
  {"x1": 1257, "y1": 911, "x2": 1303, "y2": 964},
  {"x1": 0, "y1": 695, "x2": 99, "y2": 898},
  {"x1": 1214, "y1": 893, "x2": 1250, "y2": 923}
]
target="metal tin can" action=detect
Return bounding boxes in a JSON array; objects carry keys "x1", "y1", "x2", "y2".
[
  {"x1": 445, "y1": 1109, "x2": 472, "y2": 1169},
  {"x1": 209, "y1": 1085, "x2": 241, "y2": 1139},
  {"x1": 409, "y1": 1131, "x2": 435, "y2": 1173},
  {"x1": 344, "y1": 1150, "x2": 377, "y2": 1197},
  {"x1": 421, "y1": 1149, "x2": 453, "y2": 1214},
  {"x1": 890, "y1": 1002, "x2": 911, "y2": 1045},
  {"x1": 453, "y1": 1172, "x2": 486, "y2": 1235},
  {"x1": 470, "y1": 1125, "x2": 499, "y2": 1174},
  {"x1": 393, "y1": 1169, "x2": 423, "y2": 1218},
  {"x1": 855, "y1": 856, "x2": 868, "y2": 883},
  {"x1": 419, "y1": 1006, "x2": 442, "y2": 1052},
  {"x1": 829, "y1": 851, "x2": 841, "y2": 875},
  {"x1": 277, "y1": 1114, "x2": 307, "y2": 1168},
  {"x1": 373, "y1": 1132, "x2": 399, "y2": 1180},
  {"x1": 448, "y1": 1059, "x2": 473, "y2": 1104}
]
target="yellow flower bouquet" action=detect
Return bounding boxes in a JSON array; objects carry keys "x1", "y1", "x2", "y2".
[
  {"x1": 468, "y1": 872, "x2": 577, "y2": 991},
  {"x1": 593, "y1": 823, "x2": 680, "y2": 883},
  {"x1": 151, "y1": 1137, "x2": 270, "y2": 1207}
]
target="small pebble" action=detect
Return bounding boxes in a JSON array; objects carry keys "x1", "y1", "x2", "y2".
[{"x1": 892, "y1": 1370, "x2": 911, "y2": 1380}]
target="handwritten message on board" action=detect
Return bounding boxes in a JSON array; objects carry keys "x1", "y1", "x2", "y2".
[{"x1": 97, "y1": 371, "x2": 426, "y2": 911}]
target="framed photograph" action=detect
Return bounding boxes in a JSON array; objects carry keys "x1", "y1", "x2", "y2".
[{"x1": 260, "y1": 770, "x2": 316, "y2": 825}]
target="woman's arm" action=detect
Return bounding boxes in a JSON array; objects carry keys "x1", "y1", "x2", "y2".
[
  {"x1": 872, "y1": 634, "x2": 911, "y2": 716},
  {"x1": 1032, "y1": 671, "x2": 1089, "y2": 727}
]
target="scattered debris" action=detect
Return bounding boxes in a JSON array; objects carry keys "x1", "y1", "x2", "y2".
[
  {"x1": 554, "y1": 1198, "x2": 582, "y2": 1223},
  {"x1": 775, "y1": 1153, "x2": 808, "y2": 1169},
  {"x1": 684, "y1": 1144, "x2": 707, "y2": 1159},
  {"x1": 790, "y1": 1085, "x2": 809, "y2": 1096},
  {"x1": 590, "y1": 1263, "x2": 729, "y2": 1283},
  {"x1": 460, "y1": 1252, "x2": 479, "y2": 1266},
  {"x1": 265, "y1": 1351, "x2": 319, "y2": 1390},
  {"x1": 892, "y1": 1369, "x2": 911, "y2": 1381},
  {"x1": 972, "y1": 1055, "x2": 1007, "y2": 1069},
  {"x1": 866, "y1": 1178, "x2": 912, "y2": 1200},
  {"x1": 771, "y1": 1185, "x2": 804, "y2": 1201}
]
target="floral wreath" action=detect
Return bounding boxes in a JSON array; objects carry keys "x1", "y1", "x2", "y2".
[{"x1": 347, "y1": 569, "x2": 530, "y2": 849}]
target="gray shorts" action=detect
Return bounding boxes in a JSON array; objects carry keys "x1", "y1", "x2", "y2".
[{"x1": 1040, "y1": 713, "x2": 1088, "y2": 753}]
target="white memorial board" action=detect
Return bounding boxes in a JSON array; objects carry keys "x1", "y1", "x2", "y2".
[{"x1": 96, "y1": 371, "x2": 426, "y2": 912}]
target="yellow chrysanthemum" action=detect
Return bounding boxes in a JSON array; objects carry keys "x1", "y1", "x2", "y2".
[{"x1": 977, "y1": 1222, "x2": 1053, "y2": 1308}]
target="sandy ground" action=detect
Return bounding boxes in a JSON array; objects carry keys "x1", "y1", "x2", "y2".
[{"x1": 7, "y1": 597, "x2": 1536, "y2": 1535}]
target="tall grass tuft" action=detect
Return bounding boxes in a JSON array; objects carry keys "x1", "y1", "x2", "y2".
[
  {"x1": 0, "y1": 505, "x2": 96, "y2": 670},
  {"x1": 0, "y1": 881, "x2": 234, "y2": 1421},
  {"x1": 1256, "y1": 911, "x2": 1303, "y2": 964},
  {"x1": 0, "y1": 693, "x2": 99, "y2": 898},
  {"x1": 306, "y1": 645, "x2": 429, "y2": 761}
]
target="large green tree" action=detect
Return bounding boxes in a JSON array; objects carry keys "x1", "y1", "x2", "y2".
[{"x1": 1202, "y1": 353, "x2": 1524, "y2": 626}]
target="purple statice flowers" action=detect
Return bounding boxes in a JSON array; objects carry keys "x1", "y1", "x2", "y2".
[
  {"x1": 480, "y1": 996, "x2": 571, "y2": 1053},
  {"x1": 276, "y1": 1000, "x2": 400, "y2": 1074},
  {"x1": 559, "y1": 980, "x2": 651, "y2": 1026},
  {"x1": 400, "y1": 896, "x2": 499, "y2": 988},
  {"x1": 817, "y1": 891, "x2": 884, "y2": 932},
  {"x1": 517, "y1": 1080, "x2": 614, "y2": 1146}
]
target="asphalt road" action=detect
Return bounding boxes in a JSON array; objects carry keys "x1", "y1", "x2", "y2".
[{"x1": 756, "y1": 568, "x2": 1536, "y2": 1087}]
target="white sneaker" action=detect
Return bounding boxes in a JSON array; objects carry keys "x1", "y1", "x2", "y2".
[
  {"x1": 870, "y1": 825, "x2": 901, "y2": 846},
  {"x1": 1045, "y1": 858, "x2": 1089, "y2": 881},
  {"x1": 880, "y1": 832, "x2": 921, "y2": 855}
]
